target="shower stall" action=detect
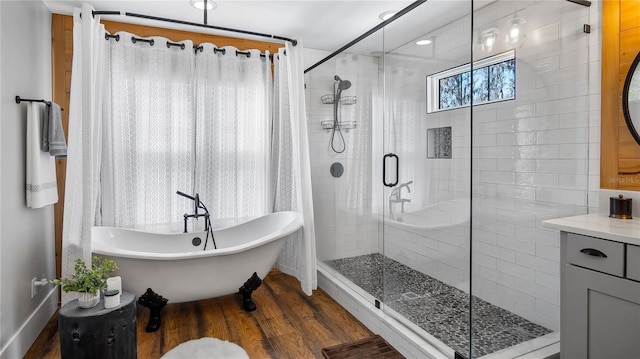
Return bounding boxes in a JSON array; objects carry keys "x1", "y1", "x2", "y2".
[{"x1": 305, "y1": 0, "x2": 595, "y2": 357}]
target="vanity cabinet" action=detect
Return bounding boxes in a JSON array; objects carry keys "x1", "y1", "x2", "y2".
[{"x1": 561, "y1": 232, "x2": 640, "y2": 359}]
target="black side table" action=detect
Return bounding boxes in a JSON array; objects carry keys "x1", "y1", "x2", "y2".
[{"x1": 59, "y1": 291, "x2": 137, "y2": 359}]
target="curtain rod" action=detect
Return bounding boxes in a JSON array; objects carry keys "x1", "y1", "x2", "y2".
[
  {"x1": 104, "y1": 33, "x2": 285, "y2": 60},
  {"x1": 566, "y1": 0, "x2": 591, "y2": 7},
  {"x1": 304, "y1": 0, "x2": 427, "y2": 74},
  {"x1": 92, "y1": 10, "x2": 297, "y2": 46}
]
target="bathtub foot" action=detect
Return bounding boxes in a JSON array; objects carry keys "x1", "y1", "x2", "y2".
[
  {"x1": 239, "y1": 272, "x2": 262, "y2": 312},
  {"x1": 137, "y1": 288, "x2": 168, "y2": 332}
]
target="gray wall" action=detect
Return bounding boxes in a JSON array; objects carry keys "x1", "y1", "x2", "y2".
[{"x1": 0, "y1": 1, "x2": 58, "y2": 357}]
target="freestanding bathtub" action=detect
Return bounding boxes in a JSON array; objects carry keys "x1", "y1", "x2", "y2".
[
  {"x1": 387, "y1": 198, "x2": 469, "y2": 231},
  {"x1": 92, "y1": 211, "x2": 303, "y2": 304},
  {"x1": 383, "y1": 199, "x2": 470, "y2": 291}
]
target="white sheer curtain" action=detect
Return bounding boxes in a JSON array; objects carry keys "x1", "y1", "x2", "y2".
[
  {"x1": 61, "y1": 4, "x2": 107, "y2": 304},
  {"x1": 64, "y1": 19, "x2": 316, "y2": 296},
  {"x1": 100, "y1": 33, "x2": 196, "y2": 227},
  {"x1": 272, "y1": 42, "x2": 317, "y2": 295},
  {"x1": 194, "y1": 45, "x2": 271, "y2": 219}
]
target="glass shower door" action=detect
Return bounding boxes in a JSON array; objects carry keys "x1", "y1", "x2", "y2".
[{"x1": 378, "y1": 0, "x2": 473, "y2": 357}]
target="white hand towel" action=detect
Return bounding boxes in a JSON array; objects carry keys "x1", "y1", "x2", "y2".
[{"x1": 26, "y1": 102, "x2": 58, "y2": 208}]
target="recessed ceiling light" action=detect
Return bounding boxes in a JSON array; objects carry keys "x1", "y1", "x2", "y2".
[
  {"x1": 481, "y1": 28, "x2": 499, "y2": 52},
  {"x1": 190, "y1": 0, "x2": 216, "y2": 11},
  {"x1": 416, "y1": 39, "x2": 432, "y2": 45},
  {"x1": 379, "y1": 10, "x2": 396, "y2": 21},
  {"x1": 509, "y1": 14, "x2": 525, "y2": 42}
]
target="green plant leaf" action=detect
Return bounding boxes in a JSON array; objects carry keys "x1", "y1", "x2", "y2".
[{"x1": 52, "y1": 256, "x2": 118, "y2": 294}]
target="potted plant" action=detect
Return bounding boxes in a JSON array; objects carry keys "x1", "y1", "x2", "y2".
[{"x1": 53, "y1": 256, "x2": 118, "y2": 308}]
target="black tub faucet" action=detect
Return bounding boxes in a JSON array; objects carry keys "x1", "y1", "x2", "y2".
[
  {"x1": 389, "y1": 181, "x2": 413, "y2": 217},
  {"x1": 176, "y1": 191, "x2": 209, "y2": 233}
]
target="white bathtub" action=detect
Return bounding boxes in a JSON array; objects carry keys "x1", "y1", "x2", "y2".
[
  {"x1": 92, "y1": 211, "x2": 303, "y2": 303},
  {"x1": 383, "y1": 199, "x2": 470, "y2": 291},
  {"x1": 387, "y1": 199, "x2": 469, "y2": 231}
]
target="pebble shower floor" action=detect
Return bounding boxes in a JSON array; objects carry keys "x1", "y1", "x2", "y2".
[{"x1": 325, "y1": 253, "x2": 552, "y2": 357}]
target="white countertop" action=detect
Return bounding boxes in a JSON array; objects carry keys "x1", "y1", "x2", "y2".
[{"x1": 542, "y1": 213, "x2": 640, "y2": 246}]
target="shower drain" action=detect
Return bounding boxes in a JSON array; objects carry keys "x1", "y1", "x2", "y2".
[{"x1": 401, "y1": 292, "x2": 421, "y2": 300}]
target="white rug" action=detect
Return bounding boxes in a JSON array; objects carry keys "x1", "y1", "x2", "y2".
[{"x1": 161, "y1": 337, "x2": 250, "y2": 359}]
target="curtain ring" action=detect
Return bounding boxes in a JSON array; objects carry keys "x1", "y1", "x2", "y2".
[
  {"x1": 166, "y1": 41, "x2": 186, "y2": 50},
  {"x1": 132, "y1": 37, "x2": 154, "y2": 46},
  {"x1": 105, "y1": 34, "x2": 120, "y2": 42},
  {"x1": 235, "y1": 50, "x2": 251, "y2": 58}
]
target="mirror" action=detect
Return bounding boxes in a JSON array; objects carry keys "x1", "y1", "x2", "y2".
[{"x1": 623, "y1": 51, "x2": 640, "y2": 145}]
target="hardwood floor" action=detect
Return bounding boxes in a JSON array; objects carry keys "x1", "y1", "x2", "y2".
[{"x1": 25, "y1": 270, "x2": 373, "y2": 359}]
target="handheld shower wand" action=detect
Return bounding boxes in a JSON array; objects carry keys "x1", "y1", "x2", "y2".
[
  {"x1": 331, "y1": 75, "x2": 352, "y2": 153},
  {"x1": 177, "y1": 190, "x2": 199, "y2": 216},
  {"x1": 334, "y1": 75, "x2": 352, "y2": 91}
]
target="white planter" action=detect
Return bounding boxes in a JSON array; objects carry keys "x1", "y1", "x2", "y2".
[{"x1": 77, "y1": 291, "x2": 100, "y2": 309}]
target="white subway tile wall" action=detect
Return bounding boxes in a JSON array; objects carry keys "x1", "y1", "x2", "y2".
[
  {"x1": 305, "y1": 0, "x2": 601, "y2": 335},
  {"x1": 304, "y1": 48, "x2": 381, "y2": 261},
  {"x1": 470, "y1": 0, "x2": 600, "y2": 330}
]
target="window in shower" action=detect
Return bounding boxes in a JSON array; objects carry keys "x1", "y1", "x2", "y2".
[{"x1": 427, "y1": 49, "x2": 515, "y2": 113}]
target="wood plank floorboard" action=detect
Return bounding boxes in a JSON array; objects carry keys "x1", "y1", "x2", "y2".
[{"x1": 25, "y1": 270, "x2": 374, "y2": 359}]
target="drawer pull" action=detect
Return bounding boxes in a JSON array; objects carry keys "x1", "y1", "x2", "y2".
[{"x1": 580, "y1": 248, "x2": 608, "y2": 258}]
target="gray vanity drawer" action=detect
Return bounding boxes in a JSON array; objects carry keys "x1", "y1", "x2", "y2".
[
  {"x1": 566, "y1": 233, "x2": 624, "y2": 277},
  {"x1": 627, "y1": 245, "x2": 640, "y2": 281}
]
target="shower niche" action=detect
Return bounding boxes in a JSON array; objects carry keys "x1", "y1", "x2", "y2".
[{"x1": 426, "y1": 126, "x2": 452, "y2": 159}]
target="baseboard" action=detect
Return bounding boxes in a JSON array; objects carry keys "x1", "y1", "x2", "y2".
[{"x1": 0, "y1": 287, "x2": 58, "y2": 359}]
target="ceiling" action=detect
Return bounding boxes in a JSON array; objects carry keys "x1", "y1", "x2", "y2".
[{"x1": 42, "y1": 0, "x2": 475, "y2": 55}]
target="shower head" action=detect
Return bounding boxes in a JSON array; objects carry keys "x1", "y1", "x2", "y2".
[
  {"x1": 334, "y1": 75, "x2": 352, "y2": 91},
  {"x1": 338, "y1": 80, "x2": 352, "y2": 90}
]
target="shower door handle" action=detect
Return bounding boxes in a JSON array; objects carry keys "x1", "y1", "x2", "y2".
[{"x1": 383, "y1": 153, "x2": 399, "y2": 187}]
